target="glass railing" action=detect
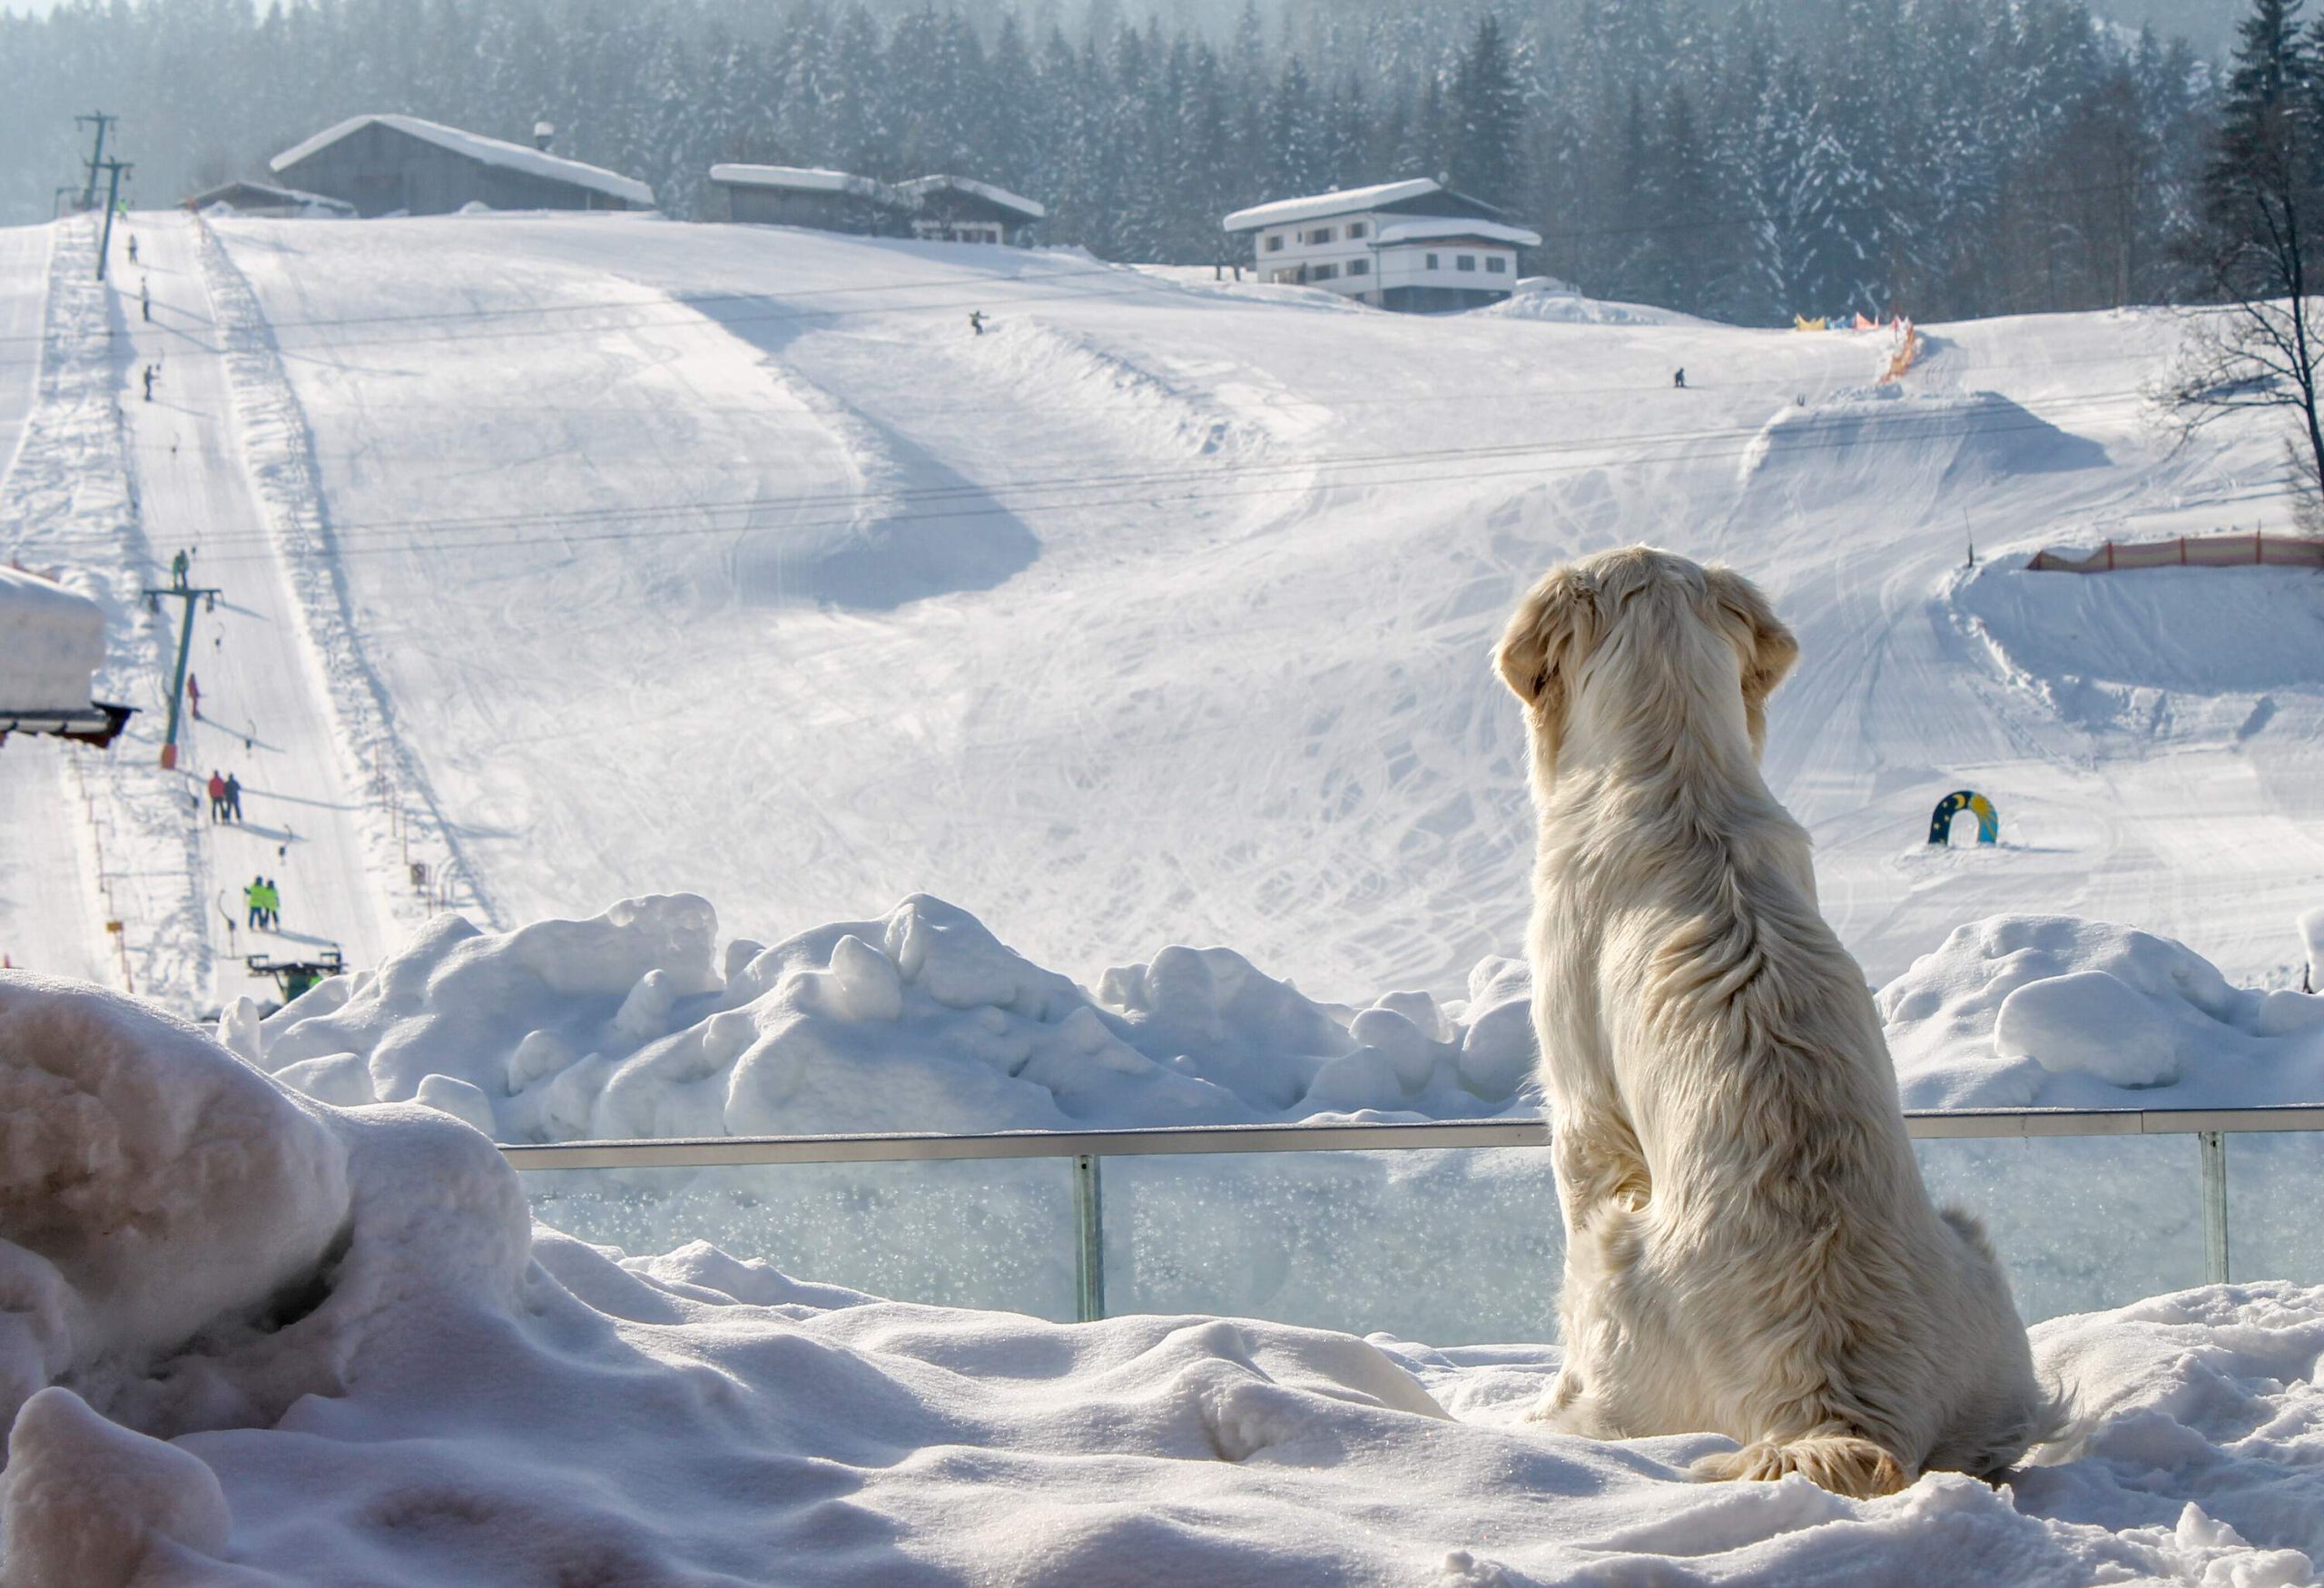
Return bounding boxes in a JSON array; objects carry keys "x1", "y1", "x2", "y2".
[{"x1": 501, "y1": 1108, "x2": 2324, "y2": 1342}]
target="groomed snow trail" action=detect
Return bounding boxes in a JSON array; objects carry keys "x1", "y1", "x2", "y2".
[
  {"x1": 0, "y1": 222, "x2": 104, "y2": 982},
  {"x1": 117, "y1": 213, "x2": 392, "y2": 1002}
]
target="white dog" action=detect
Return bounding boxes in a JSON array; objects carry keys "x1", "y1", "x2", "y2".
[{"x1": 1496, "y1": 545, "x2": 2053, "y2": 1498}]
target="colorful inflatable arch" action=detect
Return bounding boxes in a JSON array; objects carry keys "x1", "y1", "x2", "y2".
[{"x1": 1928, "y1": 790, "x2": 1999, "y2": 846}]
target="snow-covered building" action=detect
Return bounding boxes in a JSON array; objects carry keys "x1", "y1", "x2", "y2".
[
  {"x1": 709, "y1": 164, "x2": 908, "y2": 233},
  {"x1": 1223, "y1": 179, "x2": 1541, "y2": 313},
  {"x1": 181, "y1": 179, "x2": 354, "y2": 219},
  {"x1": 710, "y1": 166, "x2": 1043, "y2": 245},
  {"x1": 269, "y1": 115, "x2": 655, "y2": 218},
  {"x1": 0, "y1": 567, "x2": 131, "y2": 748},
  {"x1": 894, "y1": 175, "x2": 1045, "y2": 246}
]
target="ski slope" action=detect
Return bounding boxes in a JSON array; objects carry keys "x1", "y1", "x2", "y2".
[
  {"x1": 5, "y1": 212, "x2": 2319, "y2": 1006},
  {"x1": 191, "y1": 212, "x2": 2316, "y2": 1000}
]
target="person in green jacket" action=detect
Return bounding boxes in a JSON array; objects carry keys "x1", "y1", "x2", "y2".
[
  {"x1": 260, "y1": 878, "x2": 281, "y2": 931},
  {"x1": 244, "y1": 876, "x2": 265, "y2": 930}
]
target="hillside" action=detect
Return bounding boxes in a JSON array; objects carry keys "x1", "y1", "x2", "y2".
[{"x1": 5, "y1": 210, "x2": 2320, "y2": 1009}]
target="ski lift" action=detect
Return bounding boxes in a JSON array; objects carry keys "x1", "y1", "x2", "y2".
[{"x1": 246, "y1": 944, "x2": 345, "y2": 1001}]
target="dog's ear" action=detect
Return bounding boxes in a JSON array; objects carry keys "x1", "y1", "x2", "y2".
[
  {"x1": 1701, "y1": 566, "x2": 1798, "y2": 746},
  {"x1": 1496, "y1": 566, "x2": 1599, "y2": 721}
]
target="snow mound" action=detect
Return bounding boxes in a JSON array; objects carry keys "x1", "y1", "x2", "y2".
[
  {"x1": 246, "y1": 893, "x2": 1539, "y2": 1140},
  {"x1": 1477, "y1": 288, "x2": 1707, "y2": 327},
  {"x1": 5, "y1": 972, "x2": 2321, "y2": 1583},
  {"x1": 1952, "y1": 560, "x2": 2324, "y2": 736},
  {"x1": 1880, "y1": 914, "x2": 2324, "y2": 1109}
]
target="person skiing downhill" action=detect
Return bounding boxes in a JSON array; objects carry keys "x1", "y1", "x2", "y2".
[
  {"x1": 1673, "y1": 368, "x2": 1686, "y2": 389},
  {"x1": 207, "y1": 770, "x2": 227, "y2": 823}
]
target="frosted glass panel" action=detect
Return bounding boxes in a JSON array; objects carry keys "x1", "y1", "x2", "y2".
[
  {"x1": 1102, "y1": 1147, "x2": 1563, "y2": 1345},
  {"x1": 526, "y1": 1158, "x2": 1076, "y2": 1321}
]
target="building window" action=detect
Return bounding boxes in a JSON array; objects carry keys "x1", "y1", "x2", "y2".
[
  {"x1": 1425, "y1": 252, "x2": 1439, "y2": 270},
  {"x1": 1305, "y1": 226, "x2": 1334, "y2": 244},
  {"x1": 1272, "y1": 267, "x2": 1301, "y2": 284},
  {"x1": 1347, "y1": 221, "x2": 1367, "y2": 239},
  {"x1": 1485, "y1": 255, "x2": 1507, "y2": 273},
  {"x1": 1310, "y1": 261, "x2": 1338, "y2": 280},
  {"x1": 1265, "y1": 233, "x2": 1284, "y2": 252},
  {"x1": 1456, "y1": 254, "x2": 1477, "y2": 271},
  {"x1": 1346, "y1": 258, "x2": 1370, "y2": 276}
]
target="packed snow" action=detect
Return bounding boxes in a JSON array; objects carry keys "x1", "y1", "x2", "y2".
[{"x1": 5, "y1": 970, "x2": 2322, "y2": 1587}]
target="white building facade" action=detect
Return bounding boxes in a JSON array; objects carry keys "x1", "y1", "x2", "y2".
[{"x1": 1222, "y1": 179, "x2": 1541, "y2": 313}]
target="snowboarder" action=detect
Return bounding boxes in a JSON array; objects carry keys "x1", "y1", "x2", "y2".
[
  {"x1": 968, "y1": 310, "x2": 987, "y2": 336},
  {"x1": 186, "y1": 671, "x2": 200, "y2": 720},
  {"x1": 223, "y1": 772, "x2": 243, "y2": 823},
  {"x1": 142, "y1": 364, "x2": 155, "y2": 403},
  {"x1": 1673, "y1": 368, "x2": 1686, "y2": 389},
  {"x1": 207, "y1": 769, "x2": 227, "y2": 823},
  {"x1": 245, "y1": 875, "x2": 265, "y2": 929}
]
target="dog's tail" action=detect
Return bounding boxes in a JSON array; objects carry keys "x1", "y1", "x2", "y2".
[{"x1": 1691, "y1": 1432, "x2": 1912, "y2": 1499}]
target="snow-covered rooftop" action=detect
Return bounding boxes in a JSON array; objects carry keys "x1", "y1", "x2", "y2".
[
  {"x1": 708, "y1": 163, "x2": 897, "y2": 202},
  {"x1": 895, "y1": 174, "x2": 1047, "y2": 221},
  {"x1": 184, "y1": 179, "x2": 354, "y2": 214},
  {"x1": 0, "y1": 567, "x2": 103, "y2": 712},
  {"x1": 1374, "y1": 217, "x2": 1541, "y2": 248},
  {"x1": 271, "y1": 114, "x2": 655, "y2": 209},
  {"x1": 1222, "y1": 178, "x2": 1444, "y2": 232}
]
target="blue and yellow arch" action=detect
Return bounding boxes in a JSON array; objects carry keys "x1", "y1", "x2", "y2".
[{"x1": 1928, "y1": 790, "x2": 1999, "y2": 845}]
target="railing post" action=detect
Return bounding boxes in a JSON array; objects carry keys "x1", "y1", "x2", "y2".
[
  {"x1": 2200, "y1": 1130, "x2": 2230, "y2": 1286},
  {"x1": 1072, "y1": 1154, "x2": 1106, "y2": 1323}
]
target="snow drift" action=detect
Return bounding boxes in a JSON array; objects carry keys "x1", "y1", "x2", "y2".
[
  {"x1": 239, "y1": 892, "x2": 1539, "y2": 1140},
  {"x1": 4, "y1": 968, "x2": 2321, "y2": 1585}
]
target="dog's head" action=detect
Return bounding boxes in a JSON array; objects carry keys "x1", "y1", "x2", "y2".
[{"x1": 1495, "y1": 546, "x2": 1797, "y2": 784}]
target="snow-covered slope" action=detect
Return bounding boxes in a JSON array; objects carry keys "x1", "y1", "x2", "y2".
[
  {"x1": 5, "y1": 972, "x2": 2319, "y2": 1588},
  {"x1": 172, "y1": 212, "x2": 2319, "y2": 1004}
]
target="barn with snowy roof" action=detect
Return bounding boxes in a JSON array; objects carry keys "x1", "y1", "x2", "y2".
[
  {"x1": 1223, "y1": 178, "x2": 1541, "y2": 313},
  {"x1": 708, "y1": 164, "x2": 910, "y2": 233},
  {"x1": 895, "y1": 176, "x2": 1045, "y2": 246},
  {"x1": 269, "y1": 115, "x2": 654, "y2": 218}
]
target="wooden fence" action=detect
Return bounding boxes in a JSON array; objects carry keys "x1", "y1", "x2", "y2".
[{"x1": 2026, "y1": 532, "x2": 2324, "y2": 573}]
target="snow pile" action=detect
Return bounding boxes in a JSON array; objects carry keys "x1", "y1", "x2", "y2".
[
  {"x1": 242, "y1": 893, "x2": 1540, "y2": 1140},
  {"x1": 6, "y1": 970, "x2": 2323, "y2": 1584},
  {"x1": 1882, "y1": 913, "x2": 2324, "y2": 1110},
  {"x1": 0, "y1": 566, "x2": 103, "y2": 711}
]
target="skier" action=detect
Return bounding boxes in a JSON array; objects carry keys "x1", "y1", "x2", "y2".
[
  {"x1": 142, "y1": 364, "x2": 155, "y2": 403},
  {"x1": 206, "y1": 769, "x2": 227, "y2": 823},
  {"x1": 126, "y1": 235, "x2": 138, "y2": 266},
  {"x1": 170, "y1": 547, "x2": 189, "y2": 587},
  {"x1": 968, "y1": 310, "x2": 987, "y2": 336},
  {"x1": 261, "y1": 877, "x2": 281, "y2": 931},
  {"x1": 223, "y1": 771, "x2": 243, "y2": 823},
  {"x1": 186, "y1": 671, "x2": 200, "y2": 720},
  {"x1": 1673, "y1": 368, "x2": 1686, "y2": 390},
  {"x1": 245, "y1": 875, "x2": 265, "y2": 930},
  {"x1": 140, "y1": 279, "x2": 151, "y2": 322}
]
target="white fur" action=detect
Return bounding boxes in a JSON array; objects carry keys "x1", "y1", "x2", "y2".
[{"x1": 1495, "y1": 545, "x2": 2053, "y2": 1499}]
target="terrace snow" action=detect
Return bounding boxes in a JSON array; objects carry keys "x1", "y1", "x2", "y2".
[{"x1": 4, "y1": 970, "x2": 2320, "y2": 1586}]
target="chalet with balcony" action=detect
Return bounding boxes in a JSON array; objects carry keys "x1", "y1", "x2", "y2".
[{"x1": 1222, "y1": 178, "x2": 1541, "y2": 313}]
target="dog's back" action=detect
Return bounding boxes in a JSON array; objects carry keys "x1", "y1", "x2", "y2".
[{"x1": 1500, "y1": 547, "x2": 2053, "y2": 1494}]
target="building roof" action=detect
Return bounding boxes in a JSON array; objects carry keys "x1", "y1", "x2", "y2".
[
  {"x1": 183, "y1": 178, "x2": 354, "y2": 214},
  {"x1": 1223, "y1": 178, "x2": 1445, "y2": 232},
  {"x1": 708, "y1": 163, "x2": 901, "y2": 202},
  {"x1": 0, "y1": 566, "x2": 104, "y2": 713},
  {"x1": 1374, "y1": 217, "x2": 1542, "y2": 248},
  {"x1": 271, "y1": 114, "x2": 655, "y2": 208},
  {"x1": 894, "y1": 174, "x2": 1046, "y2": 222}
]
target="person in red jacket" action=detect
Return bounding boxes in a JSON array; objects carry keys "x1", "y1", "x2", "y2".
[{"x1": 206, "y1": 770, "x2": 227, "y2": 824}]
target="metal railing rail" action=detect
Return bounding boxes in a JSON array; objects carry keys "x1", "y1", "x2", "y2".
[{"x1": 501, "y1": 1106, "x2": 2324, "y2": 1321}]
